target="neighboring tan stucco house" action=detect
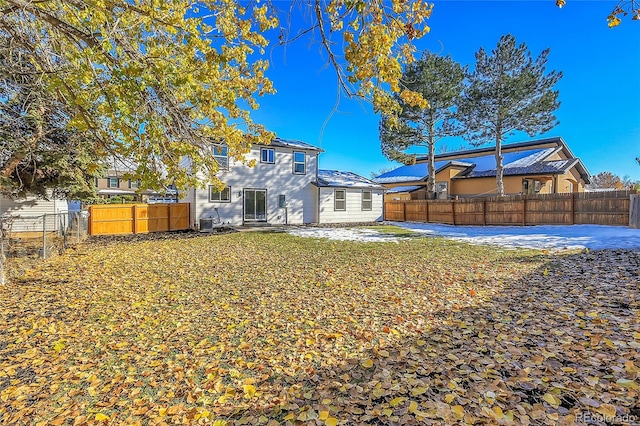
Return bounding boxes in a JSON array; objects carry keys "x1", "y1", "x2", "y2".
[{"x1": 376, "y1": 137, "x2": 591, "y2": 200}]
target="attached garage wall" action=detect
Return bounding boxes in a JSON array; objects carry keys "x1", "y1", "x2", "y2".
[{"x1": 318, "y1": 188, "x2": 384, "y2": 224}]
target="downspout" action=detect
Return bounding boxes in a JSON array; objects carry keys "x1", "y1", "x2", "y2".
[{"x1": 193, "y1": 187, "x2": 197, "y2": 229}]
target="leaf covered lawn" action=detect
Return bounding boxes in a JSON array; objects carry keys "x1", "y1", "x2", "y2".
[{"x1": 1, "y1": 232, "x2": 639, "y2": 425}]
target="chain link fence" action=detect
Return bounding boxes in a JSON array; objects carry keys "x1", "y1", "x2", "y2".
[{"x1": 1, "y1": 211, "x2": 88, "y2": 284}]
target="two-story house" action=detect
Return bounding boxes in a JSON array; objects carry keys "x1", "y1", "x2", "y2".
[
  {"x1": 181, "y1": 138, "x2": 385, "y2": 227},
  {"x1": 182, "y1": 138, "x2": 322, "y2": 227},
  {"x1": 95, "y1": 169, "x2": 143, "y2": 201}
]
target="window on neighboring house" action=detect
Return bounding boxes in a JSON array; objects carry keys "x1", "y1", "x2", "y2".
[
  {"x1": 435, "y1": 182, "x2": 448, "y2": 199},
  {"x1": 334, "y1": 189, "x2": 346, "y2": 211},
  {"x1": 129, "y1": 180, "x2": 139, "y2": 189},
  {"x1": 212, "y1": 144, "x2": 229, "y2": 169},
  {"x1": 209, "y1": 185, "x2": 231, "y2": 202},
  {"x1": 261, "y1": 148, "x2": 275, "y2": 164},
  {"x1": 522, "y1": 179, "x2": 542, "y2": 195},
  {"x1": 362, "y1": 190, "x2": 372, "y2": 211},
  {"x1": 568, "y1": 181, "x2": 575, "y2": 193},
  {"x1": 293, "y1": 151, "x2": 305, "y2": 174},
  {"x1": 108, "y1": 177, "x2": 119, "y2": 188}
]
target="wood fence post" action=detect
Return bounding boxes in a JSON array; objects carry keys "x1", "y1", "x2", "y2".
[
  {"x1": 630, "y1": 194, "x2": 640, "y2": 228},
  {"x1": 168, "y1": 204, "x2": 172, "y2": 231},
  {"x1": 522, "y1": 199, "x2": 526, "y2": 226},
  {"x1": 482, "y1": 200, "x2": 486, "y2": 226},
  {"x1": 425, "y1": 200, "x2": 429, "y2": 223},
  {"x1": 132, "y1": 205, "x2": 138, "y2": 234},
  {"x1": 451, "y1": 201, "x2": 456, "y2": 225},
  {"x1": 570, "y1": 192, "x2": 575, "y2": 225},
  {"x1": 88, "y1": 206, "x2": 93, "y2": 236},
  {"x1": 402, "y1": 202, "x2": 406, "y2": 222}
]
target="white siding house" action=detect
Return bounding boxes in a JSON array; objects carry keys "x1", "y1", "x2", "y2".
[
  {"x1": 0, "y1": 195, "x2": 69, "y2": 232},
  {"x1": 315, "y1": 170, "x2": 384, "y2": 224},
  {"x1": 183, "y1": 138, "x2": 322, "y2": 227}
]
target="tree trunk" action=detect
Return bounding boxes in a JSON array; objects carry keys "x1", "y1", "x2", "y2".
[
  {"x1": 495, "y1": 136, "x2": 504, "y2": 196},
  {"x1": 427, "y1": 125, "x2": 436, "y2": 199},
  {"x1": 1, "y1": 154, "x2": 25, "y2": 180}
]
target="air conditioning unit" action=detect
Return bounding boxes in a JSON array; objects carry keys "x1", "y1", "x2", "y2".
[{"x1": 200, "y1": 218, "x2": 215, "y2": 232}]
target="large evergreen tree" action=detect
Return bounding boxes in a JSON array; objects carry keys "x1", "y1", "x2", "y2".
[
  {"x1": 458, "y1": 34, "x2": 562, "y2": 196},
  {"x1": 0, "y1": 50, "x2": 103, "y2": 199},
  {"x1": 380, "y1": 52, "x2": 465, "y2": 198}
]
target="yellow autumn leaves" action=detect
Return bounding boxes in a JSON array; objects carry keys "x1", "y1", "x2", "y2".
[{"x1": 1, "y1": 232, "x2": 639, "y2": 424}]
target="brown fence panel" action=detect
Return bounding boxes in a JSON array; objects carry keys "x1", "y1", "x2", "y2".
[
  {"x1": 405, "y1": 201, "x2": 427, "y2": 222},
  {"x1": 453, "y1": 199, "x2": 485, "y2": 225},
  {"x1": 88, "y1": 205, "x2": 135, "y2": 236},
  {"x1": 135, "y1": 205, "x2": 149, "y2": 233},
  {"x1": 485, "y1": 198, "x2": 525, "y2": 225},
  {"x1": 385, "y1": 202, "x2": 405, "y2": 221},
  {"x1": 170, "y1": 203, "x2": 190, "y2": 230},
  {"x1": 89, "y1": 203, "x2": 190, "y2": 236},
  {"x1": 384, "y1": 190, "x2": 635, "y2": 227},
  {"x1": 525, "y1": 194, "x2": 571, "y2": 225},
  {"x1": 428, "y1": 201, "x2": 455, "y2": 224},
  {"x1": 148, "y1": 204, "x2": 169, "y2": 232},
  {"x1": 574, "y1": 192, "x2": 630, "y2": 226}
]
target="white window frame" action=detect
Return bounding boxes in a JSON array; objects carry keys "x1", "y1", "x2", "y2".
[
  {"x1": 108, "y1": 177, "x2": 119, "y2": 188},
  {"x1": 209, "y1": 185, "x2": 231, "y2": 203},
  {"x1": 361, "y1": 190, "x2": 372, "y2": 211},
  {"x1": 334, "y1": 189, "x2": 346, "y2": 211},
  {"x1": 293, "y1": 151, "x2": 305, "y2": 175},
  {"x1": 435, "y1": 182, "x2": 448, "y2": 199},
  {"x1": 260, "y1": 148, "x2": 275, "y2": 164},
  {"x1": 129, "y1": 179, "x2": 139, "y2": 189},
  {"x1": 212, "y1": 144, "x2": 229, "y2": 170}
]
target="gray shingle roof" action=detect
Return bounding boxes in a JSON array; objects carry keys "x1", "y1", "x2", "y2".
[
  {"x1": 317, "y1": 170, "x2": 383, "y2": 189},
  {"x1": 266, "y1": 138, "x2": 323, "y2": 151},
  {"x1": 385, "y1": 185, "x2": 423, "y2": 194}
]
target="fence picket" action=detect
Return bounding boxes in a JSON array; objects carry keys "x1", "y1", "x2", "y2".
[{"x1": 384, "y1": 191, "x2": 635, "y2": 226}]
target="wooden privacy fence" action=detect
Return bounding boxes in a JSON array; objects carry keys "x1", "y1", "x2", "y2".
[
  {"x1": 88, "y1": 203, "x2": 190, "y2": 236},
  {"x1": 385, "y1": 191, "x2": 636, "y2": 226}
]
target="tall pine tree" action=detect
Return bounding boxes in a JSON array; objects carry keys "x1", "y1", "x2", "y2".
[
  {"x1": 458, "y1": 34, "x2": 562, "y2": 196},
  {"x1": 380, "y1": 52, "x2": 465, "y2": 198}
]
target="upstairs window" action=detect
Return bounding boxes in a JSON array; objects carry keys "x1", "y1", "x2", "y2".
[
  {"x1": 129, "y1": 180, "x2": 139, "y2": 189},
  {"x1": 334, "y1": 189, "x2": 346, "y2": 211},
  {"x1": 261, "y1": 148, "x2": 275, "y2": 164},
  {"x1": 212, "y1": 144, "x2": 229, "y2": 169},
  {"x1": 361, "y1": 190, "x2": 372, "y2": 211},
  {"x1": 209, "y1": 185, "x2": 231, "y2": 202},
  {"x1": 293, "y1": 151, "x2": 305, "y2": 174},
  {"x1": 108, "y1": 177, "x2": 119, "y2": 188}
]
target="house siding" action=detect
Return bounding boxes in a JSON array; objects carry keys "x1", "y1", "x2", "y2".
[
  {"x1": 0, "y1": 196, "x2": 68, "y2": 232},
  {"x1": 185, "y1": 146, "x2": 319, "y2": 226},
  {"x1": 318, "y1": 188, "x2": 384, "y2": 224}
]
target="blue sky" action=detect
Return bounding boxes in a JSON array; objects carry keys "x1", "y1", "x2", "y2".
[{"x1": 249, "y1": 1, "x2": 640, "y2": 180}]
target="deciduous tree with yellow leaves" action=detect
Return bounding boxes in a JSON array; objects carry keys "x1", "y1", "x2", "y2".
[
  {"x1": 0, "y1": 0, "x2": 432, "y2": 192},
  {"x1": 0, "y1": 0, "x2": 635, "y2": 195}
]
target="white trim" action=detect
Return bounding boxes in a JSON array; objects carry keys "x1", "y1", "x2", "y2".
[
  {"x1": 361, "y1": 190, "x2": 372, "y2": 211},
  {"x1": 334, "y1": 189, "x2": 346, "y2": 211}
]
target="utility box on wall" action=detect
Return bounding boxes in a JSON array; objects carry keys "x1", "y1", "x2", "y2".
[{"x1": 278, "y1": 195, "x2": 286, "y2": 208}]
